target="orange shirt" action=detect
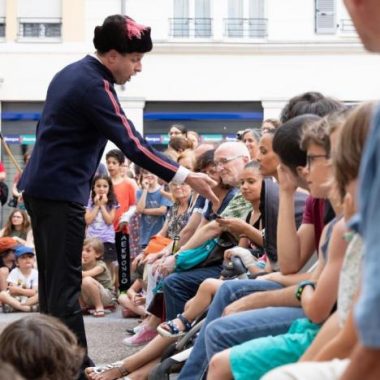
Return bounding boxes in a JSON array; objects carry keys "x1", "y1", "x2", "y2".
[{"x1": 113, "y1": 178, "x2": 137, "y2": 233}]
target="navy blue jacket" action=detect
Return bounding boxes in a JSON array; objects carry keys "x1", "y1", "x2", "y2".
[{"x1": 18, "y1": 55, "x2": 179, "y2": 205}]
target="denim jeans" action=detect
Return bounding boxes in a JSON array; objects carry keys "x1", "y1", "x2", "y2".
[
  {"x1": 163, "y1": 265, "x2": 222, "y2": 320},
  {"x1": 178, "y1": 279, "x2": 305, "y2": 380}
]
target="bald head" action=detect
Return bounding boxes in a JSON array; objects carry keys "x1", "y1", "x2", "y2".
[
  {"x1": 215, "y1": 141, "x2": 250, "y2": 159},
  {"x1": 214, "y1": 142, "x2": 250, "y2": 187}
]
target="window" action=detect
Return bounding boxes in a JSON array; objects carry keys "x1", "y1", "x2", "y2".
[
  {"x1": 19, "y1": 19, "x2": 61, "y2": 38},
  {"x1": 17, "y1": 0, "x2": 62, "y2": 40},
  {"x1": 170, "y1": 0, "x2": 212, "y2": 38},
  {"x1": 225, "y1": 0, "x2": 267, "y2": 38},
  {"x1": 315, "y1": 0, "x2": 336, "y2": 35},
  {"x1": 0, "y1": 0, "x2": 5, "y2": 38},
  {"x1": 0, "y1": 18, "x2": 5, "y2": 38}
]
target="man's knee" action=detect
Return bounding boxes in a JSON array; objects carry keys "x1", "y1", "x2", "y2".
[{"x1": 163, "y1": 272, "x2": 181, "y2": 292}]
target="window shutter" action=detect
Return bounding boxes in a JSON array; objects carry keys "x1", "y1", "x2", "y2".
[
  {"x1": 173, "y1": 0, "x2": 190, "y2": 37},
  {"x1": 315, "y1": 0, "x2": 336, "y2": 34},
  {"x1": 249, "y1": 0, "x2": 265, "y2": 38}
]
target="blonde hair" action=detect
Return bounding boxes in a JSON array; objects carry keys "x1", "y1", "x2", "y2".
[{"x1": 83, "y1": 237, "x2": 104, "y2": 259}]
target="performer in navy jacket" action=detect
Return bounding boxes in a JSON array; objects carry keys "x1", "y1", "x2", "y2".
[{"x1": 18, "y1": 15, "x2": 217, "y2": 379}]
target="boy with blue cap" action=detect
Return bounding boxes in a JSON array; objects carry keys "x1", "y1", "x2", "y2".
[{"x1": 0, "y1": 245, "x2": 38, "y2": 313}]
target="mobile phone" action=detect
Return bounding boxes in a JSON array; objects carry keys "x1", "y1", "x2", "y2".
[{"x1": 215, "y1": 214, "x2": 224, "y2": 219}]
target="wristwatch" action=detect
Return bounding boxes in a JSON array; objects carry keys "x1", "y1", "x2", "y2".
[{"x1": 295, "y1": 280, "x2": 316, "y2": 301}]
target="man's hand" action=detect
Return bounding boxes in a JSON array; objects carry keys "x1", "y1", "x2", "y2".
[
  {"x1": 158, "y1": 255, "x2": 176, "y2": 277},
  {"x1": 185, "y1": 172, "x2": 218, "y2": 205}
]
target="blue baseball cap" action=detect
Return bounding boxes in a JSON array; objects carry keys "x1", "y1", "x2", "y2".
[{"x1": 14, "y1": 245, "x2": 35, "y2": 258}]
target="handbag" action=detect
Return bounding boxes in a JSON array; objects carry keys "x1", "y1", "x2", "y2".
[
  {"x1": 175, "y1": 231, "x2": 238, "y2": 272},
  {"x1": 144, "y1": 235, "x2": 173, "y2": 255},
  {"x1": 198, "y1": 231, "x2": 238, "y2": 268}
]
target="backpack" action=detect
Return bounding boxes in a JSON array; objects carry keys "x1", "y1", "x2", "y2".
[{"x1": 0, "y1": 181, "x2": 9, "y2": 206}]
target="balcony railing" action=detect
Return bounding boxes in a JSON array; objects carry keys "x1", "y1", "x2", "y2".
[
  {"x1": 0, "y1": 18, "x2": 5, "y2": 38},
  {"x1": 169, "y1": 18, "x2": 212, "y2": 38},
  {"x1": 224, "y1": 18, "x2": 268, "y2": 38},
  {"x1": 340, "y1": 19, "x2": 355, "y2": 34},
  {"x1": 18, "y1": 17, "x2": 62, "y2": 39}
]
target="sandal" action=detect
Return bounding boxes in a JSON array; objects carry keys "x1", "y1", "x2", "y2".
[
  {"x1": 85, "y1": 361, "x2": 129, "y2": 379},
  {"x1": 157, "y1": 314, "x2": 192, "y2": 338},
  {"x1": 93, "y1": 310, "x2": 105, "y2": 318}
]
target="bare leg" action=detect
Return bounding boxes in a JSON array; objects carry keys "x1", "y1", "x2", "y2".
[
  {"x1": 119, "y1": 293, "x2": 146, "y2": 317},
  {"x1": 0, "y1": 267, "x2": 10, "y2": 291},
  {"x1": 160, "y1": 278, "x2": 222, "y2": 333},
  {"x1": 81, "y1": 277, "x2": 104, "y2": 312},
  {"x1": 128, "y1": 358, "x2": 160, "y2": 380},
  {"x1": 0, "y1": 291, "x2": 30, "y2": 312},
  {"x1": 86, "y1": 334, "x2": 176, "y2": 380},
  {"x1": 207, "y1": 349, "x2": 233, "y2": 380}
]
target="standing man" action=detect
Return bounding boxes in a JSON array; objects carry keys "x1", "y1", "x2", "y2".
[
  {"x1": 18, "y1": 14, "x2": 217, "y2": 378},
  {"x1": 340, "y1": 1, "x2": 380, "y2": 380}
]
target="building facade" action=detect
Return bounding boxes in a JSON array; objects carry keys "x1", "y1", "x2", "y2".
[{"x1": 0, "y1": 0, "x2": 379, "y2": 217}]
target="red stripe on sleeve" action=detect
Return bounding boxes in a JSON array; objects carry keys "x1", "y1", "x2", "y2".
[{"x1": 103, "y1": 80, "x2": 178, "y2": 173}]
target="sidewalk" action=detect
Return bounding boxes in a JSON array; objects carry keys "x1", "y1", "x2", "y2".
[{"x1": 0, "y1": 307, "x2": 140, "y2": 366}]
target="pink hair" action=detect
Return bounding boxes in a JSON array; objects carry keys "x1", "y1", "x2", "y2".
[{"x1": 125, "y1": 17, "x2": 147, "y2": 39}]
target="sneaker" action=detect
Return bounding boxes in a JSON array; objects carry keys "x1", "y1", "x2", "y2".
[
  {"x1": 122, "y1": 325, "x2": 157, "y2": 347},
  {"x1": 126, "y1": 325, "x2": 142, "y2": 335}
]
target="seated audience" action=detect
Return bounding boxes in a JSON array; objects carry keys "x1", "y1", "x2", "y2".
[
  {"x1": 261, "y1": 101, "x2": 372, "y2": 380},
  {"x1": 0, "y1": 245, "x2": 38, "y2": 313},
  {"x1": 178, "y1": 93, "x2": 344, "y2": 380},
  {"x1": 0, "y1": 314, "x2": 84, "y2": 380},
  {"x1": 80, "y1": 238, "x2": 115, "y2": 317},
  {"x1": 0, "y1": 237, "x2": 18, "y2": 291}
]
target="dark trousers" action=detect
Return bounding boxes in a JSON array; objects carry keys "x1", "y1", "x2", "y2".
[
  {"x1": 24, "y1": 194, "x2": 93, "y2": 378},
  {"x1": 115, "y1": 231, "x2": 131, "y2": 292}
]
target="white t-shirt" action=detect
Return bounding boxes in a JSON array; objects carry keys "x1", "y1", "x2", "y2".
[{"x1": 7, "y1": 267, "x2": 38, "y2": 289}]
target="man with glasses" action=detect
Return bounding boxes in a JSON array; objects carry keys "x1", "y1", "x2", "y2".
[{"x1": 162, "y1": 142, "x2": 252, "y2": 321}]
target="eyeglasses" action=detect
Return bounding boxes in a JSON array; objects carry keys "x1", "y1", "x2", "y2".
[
  {"x1": 170, "y1": 182, "x2": 188, "y2": 188},
  {"x1": 306, "y1": 154, "x2": 329, "y2": 169},
  {"x1": 214, "y1": 155, "x2": 245, "y2": 168}
]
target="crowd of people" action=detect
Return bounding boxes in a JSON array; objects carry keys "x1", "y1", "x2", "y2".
[
  {"x1": 0, "y1": 91, "x2": 378, "y2": 380},
  {"x1": 77, "y1": 91, "x2": 376, "y2": 380}
]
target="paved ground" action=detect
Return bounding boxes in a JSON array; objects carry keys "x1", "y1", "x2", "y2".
[{"x1": 0, "y1": 306, "x2": 141, "y2": 366}]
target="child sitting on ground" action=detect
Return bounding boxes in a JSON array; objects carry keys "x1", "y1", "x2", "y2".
[
  {"x1": 0, "y1": 245, "x2": 38, "y2": 313},
  {"x1": 80, "y1": 237, "x2": 115, "y2": 317},
  {"x1": 0, "y1": 314, "x2": 84, "y2": 380},
  {"x1": 0, "y1": 237, "x2": 18, "y2": 291},
  {"x1": 119, "y1": 277, "x2": 147, "y2": 318}
]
